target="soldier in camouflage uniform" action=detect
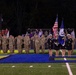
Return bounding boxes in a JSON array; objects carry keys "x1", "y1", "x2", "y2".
[
  {"x1": 34, "y1": 33, "x2": 40, "y2": 54},
  {"x1": 8, "y1": 35, "x2": 14, "y2": 53},
  {"x1": 40, "y1": 34, "x2": 46, "y2": 53},
  {"x1": 16, "y1": 35, "x2": 23, "y2": 53},
  {"x1": 24, "y1": 34, "x2": 30, "y2": 53},
  {"x1": 2, "y1": 35, "x2": 8, "y2": 53}
]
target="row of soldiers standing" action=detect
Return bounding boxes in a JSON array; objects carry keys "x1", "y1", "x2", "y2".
[
  {"x1": 0, "y1": 32, "x2": 75, "y2": 55},
  {"x1": 0, "y1": 33, "x2": 46, "y2": 54}
]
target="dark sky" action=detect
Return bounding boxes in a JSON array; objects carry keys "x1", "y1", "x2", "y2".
[{"x1": 0, "y1": 0, "x2": 76, "y2": 35}]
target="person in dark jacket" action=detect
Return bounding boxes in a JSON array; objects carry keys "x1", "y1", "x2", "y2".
[
  {"x1": 65, "y1": 34, "x2": 73, "y2": 56},
  {"x1": 53, "y1": 34, "x2": 60, "y2": 56},
  {"x1": 47, "y1": 34, "x2": 53, "y2": 56}
]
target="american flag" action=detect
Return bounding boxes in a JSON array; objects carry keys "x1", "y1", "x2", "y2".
[{"x1": 52, "y1": 14, "x2": 58, "y2": 38}]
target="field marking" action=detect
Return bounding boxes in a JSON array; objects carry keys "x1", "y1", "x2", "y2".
[
  {"x1": 0, "y1": 65, "x2": 70, "y2": 68},
  {"x1": 48, "y1": 65, "x2": 51, "y2": 68},
  {"x1": 60, "y1": 50, "x2": 73, "y2": 75},
  {"x1": 12, "y1": 65, "x2": 15, "y2": 68},
  {"x1": 29, "y1": 65, "x2": 33, "y2": 68},
  {"x1": 64, "y1": 58, "x2": 73, "y2": 75}
]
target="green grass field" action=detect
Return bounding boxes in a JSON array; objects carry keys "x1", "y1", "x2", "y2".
[
  {"x1": 0, "y1": 63, "x2": 76, "y2": 75},
  {"x1": 0, "y1": 50, "x2": 76, "y2": 75}
]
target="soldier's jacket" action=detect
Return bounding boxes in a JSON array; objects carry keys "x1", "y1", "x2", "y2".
[
  {"x1": 8, "y1": 37, "x2": 14, "y2": 46},
  {"x1": 34, "y1": 34, "x2": 40, "y2": 45},
  {"x1": 2, "y1": 36, "x2": 8, "y2": 45},
  {"x1": 16, "y1": 36, "x2": 23, "y2": 45},
  {"x1": 24, "y1": 35, "x2": 30, "y2": 45}
]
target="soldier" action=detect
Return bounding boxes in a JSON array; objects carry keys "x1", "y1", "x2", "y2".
[
  {"x1": 24, "y1": 34, "x2": 30, "y2": 53},
  {"x1": 34, "y1": 33, "x2": 40, "y2": 54},
  {"x1": 2, "y1": 35, "x2": 8, "y2": 53},
  {"x1": 53, "y1": 34, "x2": 60, "y2": 56},
  {"x1": 8, "y1": 35, "x2": 14, "y2": 53},
  {"x1": 65, "y1": 34, "x2": 73, "y2": 56},
  {"x1": 40, "y1": 34, "x2": 46, "y2": 53},
  {"x1": 16, "y1": 35, "x2": 23, "y2": 53}
]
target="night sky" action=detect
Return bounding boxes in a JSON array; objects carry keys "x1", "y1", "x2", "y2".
[{"x1": 0, "y1": 0, "x2": 76, "y2": 36}]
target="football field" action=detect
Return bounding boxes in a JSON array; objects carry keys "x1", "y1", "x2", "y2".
[
  {"x1": 0, "y1": 50, "x2": 76, "y2": 75},
  {"x1": 0, "y1": 63, "x2": 76, "y2": 75}
]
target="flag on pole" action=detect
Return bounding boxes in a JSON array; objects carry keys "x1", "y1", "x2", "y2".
[
  {"x1": 59, "y1": 19, "x2": 65, "y2": 45},
  {"x1": 52, "y1": 14, "x2": 58, "y2": 38}
]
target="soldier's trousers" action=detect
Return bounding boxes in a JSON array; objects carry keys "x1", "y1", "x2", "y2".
[
  {"x1": 35, "y1": 44, "x2": 40, "y2": 54},
  {"x1": 24, "y1": 45, "x2": 29, "y2": 53},
  {"x1": 41, "y1": 44, "x2": 45, "y2": 53},
  {"x1": 17, "y1": 45, "x2": 22, "y2": 53},
  {"x1": 2, "y1": 44, "x2": 7, "y2": 53},
  {"x1": 9, "y1": 45, "x2": 14, "y2": 53}
]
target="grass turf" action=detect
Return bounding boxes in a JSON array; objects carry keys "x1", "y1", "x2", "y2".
[
  {"x1": 0, "y1": 63, "x2": 69, "y2": 75},
  {"x1": 0, "y1": 50, "x2": 75, "y2": 75},
  {"x1": 0, "y1": 63, "x2": 76, "y2": 75}
]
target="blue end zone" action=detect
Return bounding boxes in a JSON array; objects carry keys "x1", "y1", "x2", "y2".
[{"x1": 0, "y1": 54, "x2": 76, "y2": 63}]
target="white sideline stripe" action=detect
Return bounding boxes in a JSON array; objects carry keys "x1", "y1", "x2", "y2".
[
  {"x1": 64, "y1": 58, "x2": 73, "y2": 75},
  {"x1": 60, "y1": 50, "x2": 73, "y2": 75}
]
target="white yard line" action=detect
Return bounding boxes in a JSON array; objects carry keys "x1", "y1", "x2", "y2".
[
  {"x1": 60, "y1": 50, "x2": 73, "y2": 75},
  {"x1": 64, "y1": 58, "x2": 73, "y2": 75}
]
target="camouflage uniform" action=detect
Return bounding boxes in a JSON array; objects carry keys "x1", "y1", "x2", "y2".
[
  {"x1": 40, "y1": 34, "x2": 46, "y2": 53},
  {"x1": 24, "y1": 34, "x2": 30, "y2": 53},
  {"x1": 8, "y1": 35, "x2": 14, "y2": 53},
  {"x1": 16, "y1": 35, "x2": 23, "y2": 53},
  {"x1": 34, "y1": 34, "x2": 40, "y2": 54},
  {"x1": 2, "y1": 35, "x2": 8, "y2": 53}
]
